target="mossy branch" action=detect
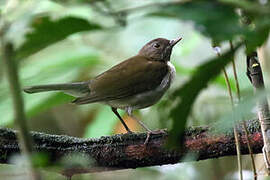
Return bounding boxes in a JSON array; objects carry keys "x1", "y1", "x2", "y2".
[{"x1": 0, "y1": 119, "x2": 263, "y2": 178}]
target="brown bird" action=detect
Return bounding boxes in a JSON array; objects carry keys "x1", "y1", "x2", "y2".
[{"x1": 24, "y1": 37, "x2": 182, "y2": 142}]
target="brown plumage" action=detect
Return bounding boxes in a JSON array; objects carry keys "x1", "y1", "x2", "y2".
[
  {"x1": 72, "y1": 56, "x2": 168, "y2": 104},
  {"x1": 23, "y1": 37, "x2": 182, "y2": 140}
]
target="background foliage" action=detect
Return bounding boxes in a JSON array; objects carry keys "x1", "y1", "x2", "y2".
[{"x1": 0, "y1": 0, "x2": 270, "y2": 179}]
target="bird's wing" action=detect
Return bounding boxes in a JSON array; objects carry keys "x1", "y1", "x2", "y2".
[{"x1": 72, "y1": 56, "x2": 168, "y2": 104}]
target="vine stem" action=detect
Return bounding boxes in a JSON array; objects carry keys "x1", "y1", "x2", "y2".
[
  {"x1": 222, "y1": 68, "x2": 243, "y2": 180},
  {"x1": 214, "y1": 46, "x2": 243, "y2": 180},
  {"x1": 230, "y1": 41, "x2": 257, "y2": 180}
]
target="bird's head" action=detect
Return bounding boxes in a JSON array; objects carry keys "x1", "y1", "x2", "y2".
[{"x1": 139, "y1": 37, "x2": 182, "y2": 62}]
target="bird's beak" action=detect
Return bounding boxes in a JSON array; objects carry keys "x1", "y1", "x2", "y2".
[{"x1": 170, "y1": 37, "x2": 182, "y2": 47}]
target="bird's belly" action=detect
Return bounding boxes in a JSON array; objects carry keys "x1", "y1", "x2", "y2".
[
  {"x1": 106, "y1": 88, "x2": 167, "y2": 110},
  {"x1": 105, "y1": 62, "x2": 176, "y2": 110}
]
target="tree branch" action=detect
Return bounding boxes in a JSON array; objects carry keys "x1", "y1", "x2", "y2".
[
  {"x1": 0, "y1": 119, "x2": 263, "y2": 177},
  {"x1": 246, "y1": 51, "x2": 270, "y2": 173}
]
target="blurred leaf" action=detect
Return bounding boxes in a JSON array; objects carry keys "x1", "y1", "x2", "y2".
[
  {"x1": 213, "y1": 75, "x2": 236, "y2": 92},
  {"x1": 177, "y1": 31, "x2": 202, "y2": 56},
  {"x1": 220, "y1": 0, "x2": 270, "y2": 15},
  {"x1": 174, "y1": 64, "x2": 236, "y2": 91},
  {"x1": 168, "y1": 43, "x2": 242, "y2": 147},
  {"x1": 16, "y1": 16, "x2": 102, "y2": 59},
  {"x1": 149, "y1": 1, "x2": 244, "y2": 43},
  {"x1": 149, "y1": 0, "x2": 270, "y2": 51},
  {"x1": 32, "y1": 152, "x2": 50, "y2": 167},
  {"x1": 84, "y1": 106, "x2": 123, "y2": 138},
  {"x1": 0, "y1": 48, "x2": 100, "y2": 126},
  {"x1": 216, "y1": 93, "x2": 256, "y2": 133},
  {"x1": 60, "y1": 153, "x2": 94, "y2": 168},
  {"x1": 26, "y1": 93, "x2": 73, "y2": 118},
  {"x1": 245, "y1": 16, "x2": 270, "y2": 53},
  {"x1": 174, "y1": 63, "x2": 194, "y2": 75}
]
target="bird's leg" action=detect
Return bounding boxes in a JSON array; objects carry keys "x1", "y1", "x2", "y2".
[
  {"x1": 126, "y1": 108, "x2": 147, "y2": 129},
  {"x1": 111, "y1": 107, "x2": 132, "y2": 133},
  {"x1": 132, "y1": 116, "x2": 151, "y2": 132},
  {"x1": 126, "y1": 108, "x2": 164, "y2": 144},
  {"x1": 143, "y1": 128, "x2": 167, "y2": 145}
]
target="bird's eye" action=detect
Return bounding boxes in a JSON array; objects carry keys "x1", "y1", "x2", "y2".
[{"x1": 153, "y1": 43, "x2": 160, "y2": 48}]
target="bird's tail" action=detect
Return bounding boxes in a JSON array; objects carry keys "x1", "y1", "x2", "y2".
[{"x1": 23, "y1": 82, "x2": 90, "y2": 97}]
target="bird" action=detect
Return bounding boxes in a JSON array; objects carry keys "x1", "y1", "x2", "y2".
[{"x1": 23, "y1": 37, "x2": 182, "y2": 143}]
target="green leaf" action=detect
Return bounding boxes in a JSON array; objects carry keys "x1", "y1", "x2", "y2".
[
  {"x1": 213, "y1": 75, "x2": 236, "y2": 92},
  {"x1": 26, "y1": 93, "x2": 74, "y2": 118},
  {"x1": 16, "y1": 16, "x2": 102, "y2": 59},
  {"x1": 0, "y1": 49, "x2": 100, "y2": 126},
  {"x1": 245, "y1": 16, "x2": 270, "y2": 53},
  {"x1": 174, "y1": 62, "x2": 237, "y2": 91},
  {"x1": 148, "y1": 0, "x2": 270, "y2": 51},
  {"x1": 220, "y1": 0, "x2": 270, "y2": 16},
  {"x1": 174, "y1": 63, "x2": 194, "y2": 76},
  {"x1": 216, "y1": 92, "x2": 257, "y2": 133},
  {"x1": 168, "y1": 43, "x2": 243, "y2": 147},
  {"x1": 149, "y1": 1, "x2": 244, "y2": 43}
]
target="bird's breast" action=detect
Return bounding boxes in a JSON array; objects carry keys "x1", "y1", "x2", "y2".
[{"x1": 157, "y1": 61, "x2": 176, "y2": 91}]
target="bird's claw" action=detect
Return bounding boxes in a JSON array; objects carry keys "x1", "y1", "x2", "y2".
[
  {"x1": 144, "y1": 129, "x2": 168, "y2": 145},
  {"x1": 126, "y1": 130, "x2": 134, "y2": 134}
]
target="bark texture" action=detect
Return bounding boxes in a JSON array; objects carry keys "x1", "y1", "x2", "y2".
[
  {"x1": 0, "y1": 119, "x2": 263, "y2": 176},
  {"x1": 247, "y1": 52, "x2": 270, "y2": 171}
]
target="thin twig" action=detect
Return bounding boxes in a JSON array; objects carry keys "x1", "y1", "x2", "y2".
[
  {"x1": 223, "y1": 67, "x2": 243, "y2": 180},
  {"x1": 243, "y1": 121, "x2": 257, "y2": 177},
  {"x1": 222, "y1": 68, "x2": 234, "y2": 106},
  {"x1": 233, "y1": 125, "x2": 243, "y2": 180},
  {"x1": 230, "y1": 41, "x2": 257, "y2": 180},
  {"x1": 214, "y1": 46, "x2": 243, "y2": 180},
  {"x1": 231, "y1": 42, "x2": 241, "y2": 101}
]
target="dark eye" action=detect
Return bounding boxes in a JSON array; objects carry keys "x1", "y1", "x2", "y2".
[{"x1": 153, "y1": 43, "x2": 160, "y2": 48}]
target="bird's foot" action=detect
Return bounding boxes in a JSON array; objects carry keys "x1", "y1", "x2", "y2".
[
  {"x1": 126, "y1": 130, "x2": 134, "y2": 134},
  {"x1": 144, "y1": 129, "x2": 168, "y2": 145}
]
